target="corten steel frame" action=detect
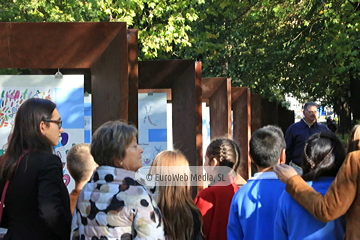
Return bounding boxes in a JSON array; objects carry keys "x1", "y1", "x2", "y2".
[
  {"x1": 127, "y1": 29, "x2": 139, "y2": 127},
  {"x1": 138, "y1": 89, "x2": 172, "y2": 102},
  {"x1": 261, "y1": 97, "x2": 282, "y2": 127},
  {"x1": 250, "y1": 93, "x2": 262, "y2": 177},
  {"x1": 261, "y1": 97, "x2": 271, "y2": 127},
  {"x1": 138, "y1": 60, "x2": 202, "y2": 197},
  {"x1": 202, "y1": 77, "x2": 232, "y2": 139},
  {"x1": 269, "y1": 101, "x2": 279, "y2": 125},
  {"x1": 251, "y1": 93, "x2": 262, "y2": 134},
  {"x1": 278, "y1": 106, "x2": 294, "y2": 134},
  {"x1": 231, "y1": 87, "x2": 252, "y2": 180},
  {"x1": 0, "y1": 22, "x2": 129, "y2": 133}
]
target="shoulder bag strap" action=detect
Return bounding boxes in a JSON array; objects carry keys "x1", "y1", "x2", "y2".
[{"x1": 0, "y1": 150, "x2": 29, "y2": 223}]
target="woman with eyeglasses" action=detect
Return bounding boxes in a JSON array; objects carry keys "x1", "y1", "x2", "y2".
[{"x1": 0, "y1": 98, "x2": 71, "y2": 240}]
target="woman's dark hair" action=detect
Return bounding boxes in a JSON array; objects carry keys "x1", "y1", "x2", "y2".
[
  {"x1": 0, "y1": 98, "x2": 56, "y2": 180},
  {"x1": 206, "y1": 138, "x2": 241, "y2": 172},
  {"x1": 301, "y1": 131, "x2": 346, "y2": 181}
]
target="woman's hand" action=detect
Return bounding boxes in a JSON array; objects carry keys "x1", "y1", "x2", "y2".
[{"x1": 274, "y1": 164, "x2": 298, "y2": 184}]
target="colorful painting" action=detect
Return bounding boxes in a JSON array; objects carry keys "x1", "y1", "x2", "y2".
[
  {"x1": 0, "y1": 75, "x2": 84, "y2": 192},
  {"x1": 0, "y1": 88, "x2": 53, "y2": 129}
]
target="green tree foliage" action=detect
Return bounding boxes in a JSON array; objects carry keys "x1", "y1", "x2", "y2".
[
  {"x1": 168, "y1": 0, "x2": 359, "y2": 104},
  {"x1": 0, "y1": 0, "x2": 358, "y2": 106},
  {"x1": 0, "y1": 0, "x2": 203, "y2": 59}
]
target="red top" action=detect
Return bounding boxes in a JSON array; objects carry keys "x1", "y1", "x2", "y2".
[{"x1": 194, "y1": 182, "x2": 240, "y2": 240}]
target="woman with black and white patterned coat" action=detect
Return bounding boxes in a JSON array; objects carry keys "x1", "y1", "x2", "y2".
[{"x1": 71, "y1": 121, "x2": 164, "y2": 240}]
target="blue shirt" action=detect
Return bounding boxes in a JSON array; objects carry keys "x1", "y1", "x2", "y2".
[
  {"x1": 274, "y1": 177, "x2": 346, "y2": 240},
  {"x1": 285, "y1": 119, "x2": 329, "y2": 165},
  {"x1": 227, "y1": 172, "x2": 285, "y2": 240}
]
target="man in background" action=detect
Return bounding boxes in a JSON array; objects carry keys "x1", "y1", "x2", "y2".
[{"x1": 285, "y1": 102, "x2": 329, "y2": 174}]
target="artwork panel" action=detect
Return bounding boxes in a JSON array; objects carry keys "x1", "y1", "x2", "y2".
[
  {"x1": 55, "y1": 87, "x2": 84, "y2": 129},
  {"x1": 148, "y1": 129, "x2": 167, "y2": 142},
  {"x1": 138, "y1": 93, "x2": 167, "y2": 128},
  {"x1": 138, "y1": 93, "x2": 167, "y2": 166},
  {"x1": 139, "y1": 142, "x2": 167, "y2": 166}
]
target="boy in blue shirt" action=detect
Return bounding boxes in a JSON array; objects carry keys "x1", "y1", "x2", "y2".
[{"x1": 227, "y1": 125, "x2": 286, "y2": 240}]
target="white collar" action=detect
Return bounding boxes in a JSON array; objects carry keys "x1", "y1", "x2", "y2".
[{"x1": 249, "y1": 171, "x2": 278, "y2": 180}]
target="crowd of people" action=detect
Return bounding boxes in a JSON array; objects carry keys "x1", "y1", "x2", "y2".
[{"x1": 0, "y1": 98, "x2": 358, "y2": 240}]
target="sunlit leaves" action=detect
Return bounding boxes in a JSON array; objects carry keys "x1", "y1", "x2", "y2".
[
  {"x1": 0, "y1": 0, "x2": 358, "y2": 106},
  {"x1": 0, "y1": 0, "x2": 203, "y2": 59},
  {"x1": 170, "y1": 0, "x2": 360, "y2": 106}
]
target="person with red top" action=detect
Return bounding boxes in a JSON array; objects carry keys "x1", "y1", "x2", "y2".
[{"x1": 194, "y1": 138, "x2": 242, "y2": 240}]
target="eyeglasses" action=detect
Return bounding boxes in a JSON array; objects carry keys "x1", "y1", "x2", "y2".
[{"x1": 44, "y1": 119, "x2": 62, "y2": 129}]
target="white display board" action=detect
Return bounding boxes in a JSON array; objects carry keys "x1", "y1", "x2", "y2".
[
  {"x1": 138, "y1": 93, "x2": 168, "y2": 166},
  {"x1": 84, "y1": 94, "x2": 92, "y2": 143},
  {"x1": 0, "y1": 75, "x2": 84, "y2": 192},
  {"x1": 202, "y1": 102, "x2": 210, "y2": 164}
]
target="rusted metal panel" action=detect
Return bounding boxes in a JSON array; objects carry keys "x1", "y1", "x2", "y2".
[
  {"x1": 268, "y1": 101, "x2": 279, "y2": 125},
  {"x1": 127, "y1": 29, "x2": 139, "y2": 128},
  {"x1": 91, "y1": 25, "x2": 128, "y2": 131},
  {"x1": 202, "y1": 77, "x2": 231, "y2": 139},
  {"x1": 251, "y1": 94, "x2": 262, "y2": 134},
  {"x1": 0, "y1": 22, "x2": 129, "y2": 134},
  {"x1": 0, "y1": 22, "x2": 127, "y2": 69},
  {"x1": 232, "y1": 87, "x2": 251, "y2": 180}
]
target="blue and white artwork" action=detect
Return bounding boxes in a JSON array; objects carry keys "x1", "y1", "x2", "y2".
[
  {"x1": 202, "y1": 102, "x2": 210, "y2": 164},
  {"x1": 138, "y1": 93, "x2": 168, "y2": 166},
  {"x1": 84, "y1": 94, "x2": 92, "y2": 143}
]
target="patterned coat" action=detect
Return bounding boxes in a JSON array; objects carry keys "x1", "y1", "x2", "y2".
[{"x1": 71, "y1": 166, "x2": 165, "y2": 240}]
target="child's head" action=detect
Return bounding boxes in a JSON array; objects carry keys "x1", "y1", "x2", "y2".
[
  {"x1": 150, "y1": 150, "x2": 201, "y2": 240},
  {"x1": 347, "y1": 124, "x2": 360, "y2": 153},
  {"x1": 301, "y1": 131, "x2": 346, "y2": 181},
  {"x1": 250, "y1": 125, "x2": 286, "y2": 168},
  {"x1": 205, "y1": 138, "x2": 241, "y2": 172},
  {"x1": 151, "y1": 150, "x2": 191, "y2": 188},
  {"x1": 67, "y1": 143, "x2": 97, "y2": 184}
]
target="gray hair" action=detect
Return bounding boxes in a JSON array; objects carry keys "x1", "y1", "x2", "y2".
[{"x1": 91, "y1": 120, "x2": 138, "y2": 166}]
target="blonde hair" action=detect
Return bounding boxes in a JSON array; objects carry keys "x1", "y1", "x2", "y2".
[
  {"x1": 150, "y1": 150, "x2": 202, "y2": 240},
  {"x1": 347, "y1": 124, "x2": 360, "y2": 153},
  {"x1": 66, "y1": 143, "x2": 97, "y2": 183}
]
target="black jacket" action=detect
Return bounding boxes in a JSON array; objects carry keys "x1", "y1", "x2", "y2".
[{"x1": 0, "y1": 151, "x2": 71, "y2": 240}]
